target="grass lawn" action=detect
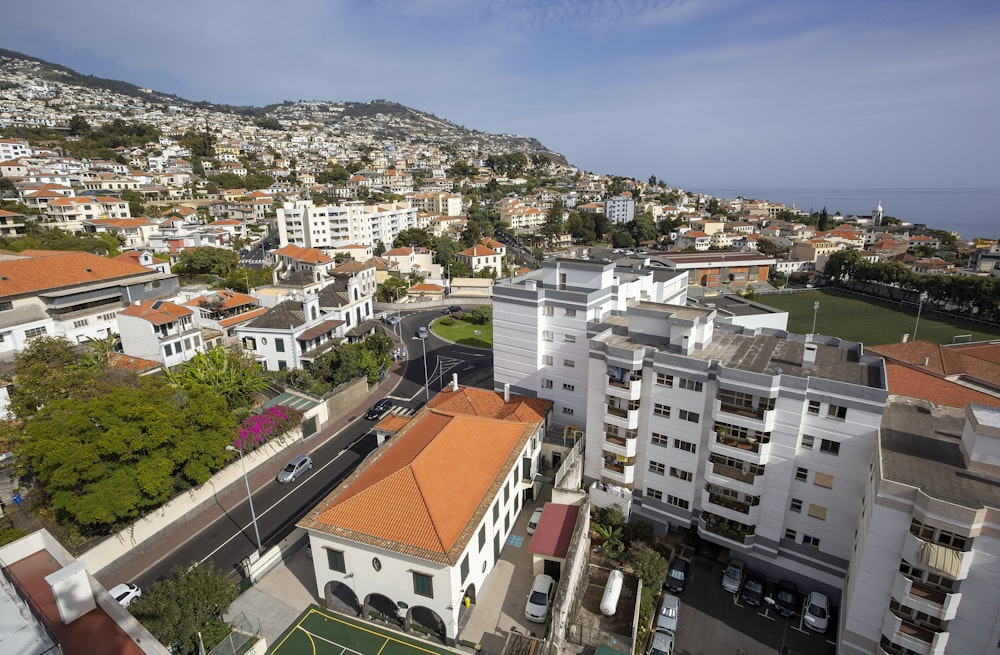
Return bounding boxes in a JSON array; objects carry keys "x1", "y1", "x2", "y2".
[
  {"x1": 431, "y1": 314, "x2": 493, "y2": 348},
  {"x1": 759, "y1": 289, "x2": 1000, "y2": 346}
]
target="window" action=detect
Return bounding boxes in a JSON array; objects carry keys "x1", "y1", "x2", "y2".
[
  {"x1": 563, "y1": 383, "x2": 575, "y2": 391},
  {"x1": 784, "y1": 528, "x2": 797, "y2": 540},
  {"x1": 790, "y1": 498, "x2": 802, "y2": 513},
  {"x1": 646, "y1": 488, "x2": 663, "y2": 501},
  {"x1": 24, "y1": 326, "x2": 47, "y2": 339},
  {"x1": 326, "y1": 549, "x2": 345, "y2": 572},
  {"x1": 655, "y1": 373, "x2": 674, "y2": 387},
  {"x1": 673, "y1": 439, "x2": 696, "y2": 454},
  {"x1": 813, "y1": 472, "x2": 834, "y2": 489},
  {"x1": 276, "y1": 338, "x2": 287, "y2": 352},
  {"x1": 649, "y1": 461, "x2": 665, "y2": 475},
  {"x1": 277, "y1": 360, "x2": 287, "y2": 370},
  {"x1": 73, "y1": 319, "x2": 89, "y2": 328},
  {"x1": 543, "y1": 355, "x2": 553, "y2": 365},
  {"x1": 504, "y1": 513, "x2": 511, "y2": 533},
  {"x1": 564, "y1": 334, "x2": 576, "y2": 343},
  {"x1": 503, "y1": 485, "x2": 510, "y2": 505},
  {"x1": 565, "y1": 308, "x2": 576, "y2": 317},
  {"x1": 478, "y1": 526, "x2": 486, "y2": 551},
  {"x1": 460, "y1": 555, "x2": 470, "y2": 582},
  {"x1": 827, "y1": 404, "x2": 847, "y2": 420},
  {"x1": 562, "y1": 407, "x2": 574, "y2": 415},
  {"x1": 163, "y1": 343, "x2": 173, "y2": 356},
  {"x1": 654, "y1": 404, "x2": 671, "y2": 417},
  {"x1": 542, "y1": 330, "x2": 554, "y2": 341},
  {"x1": 651, "y1": 432, "x2": 669, "y2": 446},
  {"x1": 670, "y1": 467, "x2": 692, "y2": 481},
  {"x1": 541, "y1": 379, "x2": 553, "y2": 389},
  {"x1": 802, "y1": 534, "x2": 821, "y2": 548},
  {"x1": 544, "y1": 306, "x2": 554, "y2": 316},
  {"x1": 820, "y1": 439, "x2": 840, "y2": 455},
  {"x1": 808, "y1": 504, "x2": 827, "y2": 520},
  {"x1": 667, "y1": 495, "x2": 690, "y2": 510},
  {"x1": 795, "y1": 467, "x2": 809, "y2": 482},
  {"x1": 563, "y1": 359, "x2": 575, "y2": 367},
  {"x1": 807, "y1": 400, "x2": 821, "y2": 415},
  {"x1": 412, "y1": 572, "x2": 434, "y2": 598},
  {"x1": 801, "y1": 434, "x2": 815, "y2": 449},
  {"x1": 679, "y1": 378, "x2": 703, "y2": 392},
  {"x1": 0, "y1": 301, "x2": 11, "y2": 311},
  {"x1": 492, "y1": 501, "x2": 499, "y2": 523},
  {"x1": 679, "y1": 409, "x2": 700, "y2": 423}
]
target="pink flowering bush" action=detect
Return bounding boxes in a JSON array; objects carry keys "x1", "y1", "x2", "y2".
[{"x1": 232, "y1": 405, "x2": 303, "y2": 451}]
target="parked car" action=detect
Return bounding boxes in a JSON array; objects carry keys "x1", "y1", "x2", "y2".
[
  {"x1": 740, "y1": 571, "x2": 765, "y2": 606},
  {"x1": 649, "y1": 628, "x2": 674, "y2": 655},
  {"x1": 384, "y1": 314, "x2": 400, "y2": 325},
  {"x1": 524, "y1": 574, "x2": 554, "y2": 622},
  {"x1": 109, "y1": 582, "x2": 142, "y2": 607},
  {"x1": 664, "y1": 557, "x2": 689, "y2": 593},
  {"x1": 803, "y1": 591, "x2": 830, "y2": 633},
  {"x1": 772, "y1": 579, "x2": 799, "y2": 618},
  {"x1": 655, "y1": 593, "x2": 679, "y2": 634},
  {"x1": 527, "y1": 507, "x2": 544, "y2": 534},
  {"x1": 442, "y1": 305, "x2": 462, "y2": 314},
  {"x1": 416, "y1": 326, "x2": 429, "y2": 339},
  {"x1": 721, "y1": 558, "x2": 745, "y2": 593},
  {"x1": 365, "y1": 398, "x2": 392, "y2": 420},
  {"x1": 276, "y1": 454, "x2": 313, "y2": 483}
]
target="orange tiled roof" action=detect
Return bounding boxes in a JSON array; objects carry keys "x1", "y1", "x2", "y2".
[
  {"x1": 408, "y1": 283, "x2": 444, "y2": 292},
  {"x1": 183, "y1": 289, "x2": 258, "y2": 311},
  {"x1": 119, "y1": 299, "x2": 192, "y2": 325},
  {"x1": 383, "y1": 247, "x2": 413, "y2": 257},
  {"x1": 0, "y1": 250, "x2": 154, "y2": 297},
  {"x1": 883, "y1": 362, "x2": 1000, "y2": 409},
  {"x1": 274, "y1": 244, "x2": 332, "y2": 264},
  {"x1": 458, "y1": 244, "x2": 497, "y2": 257}
]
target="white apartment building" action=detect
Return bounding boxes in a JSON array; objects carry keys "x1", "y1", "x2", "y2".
[
  {"x1": 492, "y1": 259, "x2": 688, "y2": 434},
  {"x1": 118, "y1": 299, "x2": 205, "y2": 367},
  {"x1": 277, "y1": 200, "x2": 417, "y2": 251},
  {"x1": 840, "y1": 401, "x2": 1000, "y2": 655},
  {"x1": 583, "y1": 303, "x2": 889, "y2": 592},
  {"x1": 0, "y1": 138, "x2": 32, "y2": 160},
  {"x1": 605, "y1": 196, "x2": 636, "y2": 224}
]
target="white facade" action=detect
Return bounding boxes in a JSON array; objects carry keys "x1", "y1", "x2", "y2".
[
  {"x1": 117, "y1": 299, "x2": 205, "y2": 367},
  {"x1": 840, "y1": 402, "x2": 1000, "y2": 655},
  {"x1": 584, "y1": 304, "x2": 888, "y2": 591},
  {"x1": 492, "y1": 258, "x2": 689, "y2": 433},
  {"x1": 605, "y1": 196, "x2": 635, "y2": 225},
  {"x1": 277, "y1": 200, "x2": 417, "y2": 250}
]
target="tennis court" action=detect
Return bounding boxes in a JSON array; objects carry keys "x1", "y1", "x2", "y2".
[{"x1": 268, "y1": 606, "x2": 454, "y2": 655}]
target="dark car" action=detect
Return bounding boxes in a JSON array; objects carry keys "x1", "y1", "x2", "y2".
[
  {"x1": 741, "y1": 571, "x2": 765, "y2": 606},
  {"x1": 365, "y1": 398, "x2": 392, "y2": 420},
  {"x1": 442, "y1": 305, "x2": 462, "y2": 314},
  {"x1": 664, "y1": 557, "x2": 689, "y2": 593},
  {"x1": 772, "y1": 579, "x2": 799, "y2": 618}
]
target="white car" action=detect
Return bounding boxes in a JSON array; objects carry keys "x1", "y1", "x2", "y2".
[
  {"x1": 655, "y1": 593, "x2": 679, "y2": 634},
  {"x1": 649, "y1": 629, "x2": 674, "y2": 655},
  {"x1": 524, "y1": 573, "x2": 554, "y2": 623},
  {"x1": 527, "y1": 508, "x2": 544, "y2": 534},
  {"x1": 803, "y1": 591, "x2": 830, "y2": 633},
  {"x1": 109, "y1": 582, "x2": 142, "y2": 607}
]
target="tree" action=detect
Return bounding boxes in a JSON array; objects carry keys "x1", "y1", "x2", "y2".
[
  {"x1": 131, "y1": 562, "x2": 239, "y2": 655},
  {"x1": 218, "y1": 266, "x2": 273, "y2": 293},
  {"x1": 120, "y1": 189, "x2": 145, "y2": 218},
  {"x1": 173, "y1": 246, "x2": 239, "y2": 276},
  {"x1": 818, "y1": 207, "x2": 830, "y2": 232},
  {"x1": 68, "y1": 115, "x2": 91, "y2": 136},
  {"x1": 163, "y1": 346, "x2": 268, "y2": 410},
  {"x1": 539, "y1": 200, "x2": 565, "y2": 245},
  {"x1": 447, "y1": 160, "x2": 476, "y2": 179},
  {"x1": 469, "y1": 304, "x2": 493, "y2": 325},
  {"x1": 393, "y1": 228, "x2": 433, "y2": 249},
  {"x1": 628, "y1": 541, "x2": 668, "y2": 589}
]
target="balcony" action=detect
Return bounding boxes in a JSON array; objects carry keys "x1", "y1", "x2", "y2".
[
  {"x1": 697, "y1": 512, "x2": 755, "y2": 548},
  {"x1": 607, "y1": 375, "x2": 642, "y2": 400},
  {"x1": 881, "y1": 610, "x2": 948, "y2": 655},
  {"x1": 707, "y1": 459, "x2": 756, "y2": 485},
  {"x1": 891, "y1": 572, "x2": 961, "y2": 621},
  {"x1": 603, "y1": 433, "x2": 637, "y2": 458},
  {"x1": 604, "y1": 405, "x2": 639, "y2": 430},
  {"x1": 900, "y1": 532, "x2": 972, "y2": 580},
  {"x1": 714, "y1": 399, "x2": 776, "y2": 431}
]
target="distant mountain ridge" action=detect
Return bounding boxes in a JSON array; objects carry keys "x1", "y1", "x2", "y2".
[{"x1": 0, "y1": 48, "x2": 565, "y2": 162}]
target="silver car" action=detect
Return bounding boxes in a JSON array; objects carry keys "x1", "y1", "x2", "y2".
[
  {"x1": 276, "y1": 454, "x2": 312, "y2": 483},
  {"x1": 524, "y1": 573, "x2": 554, "y2": 623}
]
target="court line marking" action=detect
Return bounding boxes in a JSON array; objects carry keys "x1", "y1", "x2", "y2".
[{"x1": 308, "y1": 608, "x2": 446, "y2": 655}]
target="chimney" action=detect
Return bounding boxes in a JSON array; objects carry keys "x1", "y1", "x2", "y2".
[
  {"x1": 451, "y1": 373, "x2": 459, "y2": 391},
  {"x1": 504, "y1": 383, "x2": 510, "y2": 403},
  {"x1": 802, "y1": 343, "x2": 818, "y2": 369},
  {"x1": 923, "y1": 356, "x2": 930, "y2": 367}
]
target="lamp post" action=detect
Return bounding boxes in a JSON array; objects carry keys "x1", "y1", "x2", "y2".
[
  {"x1": 913, "y1": 292, "x2": 928, "y2": 341},
  {"x1": 812, "y1": 301, "x2": 820, "y2": 335},
  {"x1": 412, "y1": 335, "x2": 429, "y2": 400},
  {"x1": 226, "y1": 445, "x2": 263, "y2": 555},
  {"x1": 446, "y1": 263, "x2": 451, "y2": 298}
]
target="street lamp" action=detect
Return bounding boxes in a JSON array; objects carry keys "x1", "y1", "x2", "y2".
[
  {"x1": 812, "y1": 301, "x2": 820, "y2": 335},
  {"x1": 226, "y1": 445, "x2": 263, "y2": 555},
  {"x1": 412, "y1": 335, "x2": 429, "y2": 400},
  {"x1": 913, "y1": 292, "x2": 928, "y2": 341},
  {"x1": 446, "y1": 263, "x2": 451, "y2": 298}
]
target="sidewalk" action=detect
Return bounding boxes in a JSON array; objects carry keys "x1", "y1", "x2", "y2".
[{"x1": 98, "y1": 339, "x2": 409, "y2": 587}]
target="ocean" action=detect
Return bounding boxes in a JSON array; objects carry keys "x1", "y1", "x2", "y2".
[{"x1": 694, "y1": 187, "x2": 999, "y2": 242}]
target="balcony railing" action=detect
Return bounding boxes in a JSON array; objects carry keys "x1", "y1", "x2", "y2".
[
  {"x1": 708, "y1": 493, "x2": 751, "y2": 514},
  {"x1": 710, "y1": 462, "x2": 756, "y2": 485},
  {"x1": 714, "y1": 432, "x2": 761, "y2": 454},
  {"x1": 606, "y1": 405, "x2": 628, "y2": 418},
  {"x1": 605, "y1": 433, "x2": 627, "y2": 446},
  {"x1": 718, "y1": 403, "x2": 766, "y2": 421},
  {"x1": 608, "y1": 376, "x2": 633, "y2": 390},
  {"x1": 699, "y1": 512, "x2": 755, "y2": 545}
]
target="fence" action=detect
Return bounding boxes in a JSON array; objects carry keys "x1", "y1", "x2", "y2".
[{"x1": 209, "y1": 612, "x2": 264, "y2": 655}]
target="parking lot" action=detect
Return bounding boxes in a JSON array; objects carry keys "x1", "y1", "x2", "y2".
[{"x1": 671, "y1": 554, "x2": 837, "y2": 655}]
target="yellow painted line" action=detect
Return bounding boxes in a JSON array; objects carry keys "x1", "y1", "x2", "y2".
[
  {"x1": 270, "y1": 609, "x2": 318, "y2": 652},
  {"x1": 310, "y1": 608, "x2": 446, "y2": 655},
  {"x1": 302, "y1": 627, "x2": 318, "y2": 655}
]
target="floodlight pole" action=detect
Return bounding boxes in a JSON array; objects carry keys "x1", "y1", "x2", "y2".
[
  {"x1": 226, "y1": 445, "x2": 262, "y2": 554},
  {"x1": 913, "y1": 293, "x2": 927, "y2": 341},
  {"x1": 812, "y1": 301, "x2": 820, "y2": 335},
  {"x1": 413, "y1": 335, "x2": 429, "y2": 400}
]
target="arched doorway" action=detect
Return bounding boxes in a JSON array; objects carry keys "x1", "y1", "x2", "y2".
[
  {"x1": 365, "y1": 593, "x2": 403, "y2": 627},
  {"x1": 324, "y1": 581, "x2": 361, "y2": 616},
  {"x1": 408, "y1": 605, "x2": 447, "y2": 644}
]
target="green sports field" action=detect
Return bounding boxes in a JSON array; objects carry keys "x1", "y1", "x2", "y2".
[
  {"x1": 268, "y1": 607, "x2": 453, "y2": 655},
  {"x1": 758, "y1": 289, "x2": 1000, "y2": 346}
]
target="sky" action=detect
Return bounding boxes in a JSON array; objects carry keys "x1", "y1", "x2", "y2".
[{"x1": 3, "y1": 1, "x2": 999, "y2": 190}]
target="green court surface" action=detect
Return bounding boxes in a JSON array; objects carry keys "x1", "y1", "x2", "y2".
[{"x1": 268, "y1": 607, "x2": 453, "y2": 655}]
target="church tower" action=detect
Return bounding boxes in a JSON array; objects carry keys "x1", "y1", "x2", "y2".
[{"x1": 872, "y1": 201, "x2": 883, "y2": 226}]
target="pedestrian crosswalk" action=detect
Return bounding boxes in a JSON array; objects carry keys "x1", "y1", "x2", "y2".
[{"x1": 388, "y1": 406, "x2": 416, "y2": 418}]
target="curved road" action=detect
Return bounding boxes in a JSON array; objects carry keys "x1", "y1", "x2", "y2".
[{"x1": 122, "y1": 308, "x2": 493, "y2": 591}]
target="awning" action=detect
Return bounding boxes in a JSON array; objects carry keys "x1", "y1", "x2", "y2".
[
  {"x1": 918, "y1": 541, "x2": 962, "y2": 577},
  {"x1": 297, "y1": 319, "x2": 343, "y2": 341}
]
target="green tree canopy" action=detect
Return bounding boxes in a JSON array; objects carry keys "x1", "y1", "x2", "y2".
[
  {"x1": 131, "y1": 562, "x2": 239, "y2": 655},
  {"x1": 393, "y1": 228, "x2": 434, "y2": 249},
  {"x1": 163, "y1": 346, "x2": 268, "y2": 410},
  {"x1": 173, "y1": 246, "x2": 239, "y2": 276}
]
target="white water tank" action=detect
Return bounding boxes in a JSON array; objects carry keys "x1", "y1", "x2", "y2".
[{"x1": 600, "y1": 569, "x2": 623, "y2": 616}]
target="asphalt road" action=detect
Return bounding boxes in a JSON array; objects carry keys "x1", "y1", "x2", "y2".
[{"x1": 131, "y1": 308, "x2": 493, "y2": 589}]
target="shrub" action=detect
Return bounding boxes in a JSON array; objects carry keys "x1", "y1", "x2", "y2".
[
  {"x1": 440, "y1": 317, "x2": 456, "y2": 326},
  {"x1": 232, "y1": 405, "x2": 303, "y2": 451}
]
